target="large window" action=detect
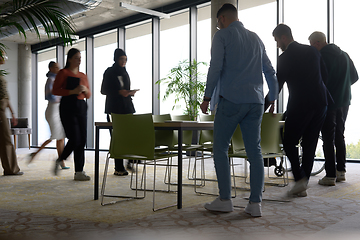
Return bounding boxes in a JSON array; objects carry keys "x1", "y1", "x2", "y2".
[
  {"x1": 126, "y1": 21, "x2": 152, "y2": 114},
  {"x1": 282, "y1": 0, "x2": 328, "y2": 113},
  {"x1": 284, "y1": 0, "x2": 327, "y2": 45},
  {"x1": 93, "y1": 29, "x2": 117, "y2": 149},
  {"x1": 239, "y1": 1, "x2": 277, "y2": 109},
  {"x1": 160, "y1": 11, "x2": 190, "y2": 115},
  {"x1": 37, "y1": 47, "x2": 56, "y2": 147},
  {"x1": 334, "y1": 0, "x2": 360, "y2": 158},
  {"x1": 197, "y1": 4, "x2": 211, "y2": 71}
]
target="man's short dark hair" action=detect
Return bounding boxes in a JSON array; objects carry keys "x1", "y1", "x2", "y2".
[
  {"x1": 272, "y1": 24, "x2": 293, "y2": 39},
  {"x1": 48, "y1": 61, "x2": 56, "y2": 69},
  {"x1": 217, "y1": 3, "x2": 238, "y2": 18}
]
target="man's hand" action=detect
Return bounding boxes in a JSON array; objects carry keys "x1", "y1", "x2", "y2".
[
  {"x1": 11, "y1": 115, "x2": 18, "y2": 126},
  {"x1": 119, "y1": 89, "x2": 130, "y2": 97},
  {"x1": 200, "y1": 101, "x2": 209, "y2": 114},
  {"x1": 269, "y1": 102, "x2": 275, "y2": 115}
]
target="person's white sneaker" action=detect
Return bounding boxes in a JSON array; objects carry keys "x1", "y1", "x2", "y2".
[
  {"x1": 204, "y1": 197, "x2": 233, "y2": 212},
  {"x1": 287, "y1": 177, "x2": 308, "y2": 197},
  {"x1": 336, "y1": 171, "x2": 346, "y2": 182},
  {"x1": 244, "y1": 202, "x2": 262, "y2": 217},
  {"x1": 318, "y1": 176, "x2": 336, "y2": 186},
  {"x1": 296, "y1": 190, "x2": 307, "y2": 197},
  {"x1": 74, "y1": 171, "x2": 91, "y2": 181}
]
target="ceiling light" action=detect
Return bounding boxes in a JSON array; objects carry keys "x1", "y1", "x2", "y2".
[{"x1": 119, "y1": 2, "x2": 170, "y2": 19}]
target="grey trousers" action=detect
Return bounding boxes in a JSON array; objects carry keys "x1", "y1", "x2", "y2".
[{"x1": 0, "y1": 99, "x2": 20, "y2": 175}]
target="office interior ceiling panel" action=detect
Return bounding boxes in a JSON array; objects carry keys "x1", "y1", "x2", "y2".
[{"x1": 0, "y1": 0, "x2": 181, "y2": 44}]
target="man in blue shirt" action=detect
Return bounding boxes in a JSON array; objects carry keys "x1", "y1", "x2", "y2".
[{"x1": 200, "y1": 3, "x2": 278, "y2": 217}]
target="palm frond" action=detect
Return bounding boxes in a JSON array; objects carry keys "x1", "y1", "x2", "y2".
[{"x1": 0, "y1": 0, "x2": 76, "y2": 45}]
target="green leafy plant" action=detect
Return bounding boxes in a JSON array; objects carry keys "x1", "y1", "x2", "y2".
[
  {"x1": 156, "y1": 59, "x2": 207, "y2": 121},
  {"x1": 0, "y1": 0, "x2": 77, "y2": 69}
]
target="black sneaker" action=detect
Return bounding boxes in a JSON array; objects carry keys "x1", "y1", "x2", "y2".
[
  {"x1": 126, "y1": 161, "x2": 135, "y2": 172},
  {"x1": 114, "y1": 170, "x2": 129, "y2": 176}
]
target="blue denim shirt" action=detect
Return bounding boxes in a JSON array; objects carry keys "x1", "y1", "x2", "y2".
[
  {"x1": 45, "y1": 72, "x2": 61, "y2": 103},
  {"x1": 205, "y1": 21, "x2": 278, "y2": 105}
]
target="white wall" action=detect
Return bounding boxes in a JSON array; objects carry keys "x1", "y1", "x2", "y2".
[{"x1": 1, "y1": 41, "x2": 18, "y2": 118}]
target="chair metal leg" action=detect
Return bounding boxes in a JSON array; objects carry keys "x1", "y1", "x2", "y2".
[
  {"x1": 101, "y1": 155, "x2": 146, "y2": 206},
  {"x1": 264, "y1": 156, "x2": 289, "y2": 187},
  {"x1": 153, "y1": 158, "x2": 177, "y2": 211},
  {"x1": 131, "y1": 158, "x2": 177, "y2": 193},
  {"x1": 164, "y1": 151, "x2": 206, "y2": 187},
  {"x1": 194, "y1": 156, "x2": 240, "y2": 197},
  {"x1": 100, "y1": 153, "x2": 111, "y2": 206}
]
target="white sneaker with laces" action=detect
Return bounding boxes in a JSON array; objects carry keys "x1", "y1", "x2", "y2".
[
  {"x1": 244, "y1": 202, "x2": 262, "y2": 217},
  {"x1": 296, "y1": 190, "x2": 307, "y2": 197},
  {"x1": 318, "y1": 176, "x2": 336, "y2": 186},
  {"x1": 204, "y1": 197, "x2": 233, "y2": 212},
  {"x1": 287, "y1": 177, "x2": 308, "y2": 197},
  {"x1": 336, "y1": 171, "x2": 346, "y2": 182},
  {"x1": 74, "y1": 171, "x2": 91, "y2": 181}
]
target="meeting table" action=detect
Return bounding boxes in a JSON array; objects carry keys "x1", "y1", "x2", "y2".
[{"x1": 93, "y1": 120, "x2": 214, "y2": 209}]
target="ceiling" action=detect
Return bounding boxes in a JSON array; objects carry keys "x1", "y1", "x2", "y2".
[{"x1": 0, "y1": 0, "x2": 182, "y2": 45}]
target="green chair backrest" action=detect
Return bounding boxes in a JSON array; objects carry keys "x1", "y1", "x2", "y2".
[
  {"x1": 231, "y1": 113, "x2": 282, "y2": 154},
  {"x1": 260, "y1": 113, "x2": 283, "y2": 154},
  {"x1": 199, "y1": 114, "x2": 215, "y2": 122},
  {"x1": 171, "y1": 115, "x2": 194, "y2": 145},
  {"x1": 199, "y1": 114, "x2": 215, "y2": 144},
  {"x1": 110, "y1": 113, "x2": 155, "y2": 160},
  {"x1": 231, "y1": 124, "x2": 244, "y2": 153},
  {"x1": 152, "y1": 114, "x2": 175, "y2": 148}
]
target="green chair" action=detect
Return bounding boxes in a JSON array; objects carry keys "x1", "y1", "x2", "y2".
[
  {"x1": 229, "y1": 113, "x2": 288, "y2": 187},
  {"x1": 100, "y1": 113, "x2": 176, "y2": 211},
  {"x1": 164, "y1": 115, "x2": 202, "y2": 186},
  {"x1": 193, "y1": 114, "x2": 242, "y2": 197},
  {"x1": 260, "y1": 113, "x2": 288, "y2": 186},
  {"x1": 190, "y1": 114, "x2": 215, "y2": 186}
]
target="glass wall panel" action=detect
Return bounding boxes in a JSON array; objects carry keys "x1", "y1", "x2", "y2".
[
  {"x1": 197, "y1": 4, "x2": 211, "y2": 74},
  {"x1": 93, "y1": 29, "x2": 117, "y2": 149},
  {"x1": 160, "y1": 11, "x2": 190, "y2": 115},
  {"x1": 37, "y1": 47, "x2": 56, "y2": 147},
  {"x1": 284, "y1": 0, "x2": 327, "y2": 45},
  {"x1": 126, "y1": 21, "x2": 152, "y2": 114},
  {"x1": 283, "y1": 0, "x2": 327, "y2": 113},
  {"x1": 334, "y1": 0, "x2": 360, "y2": 158}
]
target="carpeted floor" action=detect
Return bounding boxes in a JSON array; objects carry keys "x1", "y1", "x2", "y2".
[{"x1": 1, "y1": 148, "x2": 360, "y2": 240}]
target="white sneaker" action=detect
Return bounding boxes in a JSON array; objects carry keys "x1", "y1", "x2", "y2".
[
  {"x1": 296, "y1": 190, "x2": 307, "y2": 197},
  {"x1": 287, "y1": 177, "x2": 308, "y2": 197},
  {"x1": 318, "y1": 176, "x2": 336, "y2": 186},
  {"x1": 336, "y1": 171, "x2": 346, "y2": 182},
  {"x1": 74, "y1": 171, "x2": 91, "y2": 181},
  {"x1": 204, "y1": 197, "x2": 233, "y2": 212},
  {"x1": 244, "y1": 202, "x2": 262, "y2": 217}
]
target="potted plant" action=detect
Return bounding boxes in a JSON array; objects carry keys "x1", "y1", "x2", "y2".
[
  {"x1": 0, "y1": 0, "x2": 76, "y2": 67},
  {"x1": 156, "y1": 59, "x2": 208, "y2": 121}
]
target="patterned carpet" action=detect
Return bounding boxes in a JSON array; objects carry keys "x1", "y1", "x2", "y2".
[{"x1": 1, "y1": 149, "x2": 360, "y2": 240}]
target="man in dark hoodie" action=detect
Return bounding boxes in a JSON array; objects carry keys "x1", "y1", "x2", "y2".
[
  {"x1": 309, "y1": 31, "x2": 358, "y2": 186},
  {"x1": 101, "y1": 48, "x2": 138, "y2": 176}
]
